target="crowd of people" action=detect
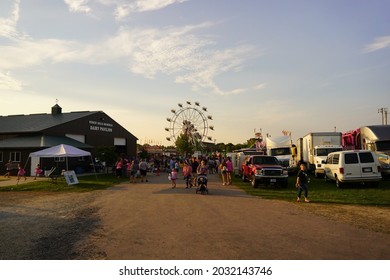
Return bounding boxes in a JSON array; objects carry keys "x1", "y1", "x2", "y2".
[
  {"x1": 112, "y1": 154, "x2": 234, "y2": 188},
  {"x1": 114, "y1": 153, "x2": 310, "y2": 202},
  {"x1": 2, "y1": 153, "x2": 309, "y2": 202}
]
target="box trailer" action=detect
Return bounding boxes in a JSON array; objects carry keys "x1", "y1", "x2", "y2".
[{"x1": 300, "y1": 132, "x2": 343, "y2": 177}]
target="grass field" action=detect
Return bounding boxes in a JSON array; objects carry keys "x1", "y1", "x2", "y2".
[
  {"x1": 0, "y1": 174, "x2": 128, "y2": 192},
  {"x1": 234, "y1": 175, "x2": 390, "y2": 207}
]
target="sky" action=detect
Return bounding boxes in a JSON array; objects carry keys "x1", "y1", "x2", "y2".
[{"x1": 0, "y1": 0, "x2": 389, "y2": 146}]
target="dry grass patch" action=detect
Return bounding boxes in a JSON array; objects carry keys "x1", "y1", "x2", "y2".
[{"x1": 297, "y1": 203, "x2": 390, "y2": 234}]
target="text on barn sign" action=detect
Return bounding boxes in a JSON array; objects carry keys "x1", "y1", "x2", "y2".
[{"x1": 89, "y1": 120, "x2": 113, "y2": 132}]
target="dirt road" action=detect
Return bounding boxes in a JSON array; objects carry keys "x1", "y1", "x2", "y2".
[
  {"x1": 1, "y1": 174, "x2": 389, "y2": 259},
  {"x1": 87, "y1": 173, "x2": 390, "y2": 260}
]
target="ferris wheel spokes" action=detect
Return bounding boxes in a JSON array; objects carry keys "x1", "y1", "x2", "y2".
[{"x1": 165, "y1": 101, "x2": 214, "y2": 145}]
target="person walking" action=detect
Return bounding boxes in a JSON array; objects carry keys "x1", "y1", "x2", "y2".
[
  {"x1": 122, "y1": 157, "x2": 129, "y2": 177},
  {"x1": 174, "y1": 160, "x2": 180, "y2": 172},
  {"x1": 154, "y1": 158, "x2": 161, "y2": 176},
  {"x1": 16, "y1": 163, "x2": 27, "y2": 184},
  {"x1": 197, "y1": 160, "x2": 208, "y2": 175},
  {"x1": 219, "y1": 159, "x2": 227, "y2": 185},
  {"x1": 126, "y1": 160, "x2": 132, "y2": 179},
  {"x1": 129, "y1": 160, "x2": 139, "y2": 183},
  {"x1": 169, "y1": 157, "x2": 175, "y2": 171},
  {"x1": 226, "y1": 157, "x2": 233, "y2": 185},
  {"x1": 4, "y1": 160, "x2": 12, "y2": 178},
  {"x1": 114, "y1": 157, "x2": 124, "y2": 178},
  {"x1": 34, "y1": 164, "x2": 43, "y2": 180},
  {"x1": 170, "y1": 168, "x2": 178, "y2": 189},
  {"x1": 191, "y1": 157, "x2": 199, "y2": 187},
  {"x1": 208, "y1": 158, "x2": 215, "y2": 174},
  {"x1": 182, "y1": 161, "x2": 193, "y2": 188},
  {"x1": 296, "y1": 163, "x2": 310, "y2": 202},
  {"x1": 139, "y1": 159, "x2": 149, "y2": 182}
]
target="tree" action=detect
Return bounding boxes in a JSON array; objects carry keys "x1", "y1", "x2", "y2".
[
  {"x1": 175, "y1": 133, "x2": 195, "y2": 156},
  {"x1": 215, "y1": 142, "x2": 226, "y2": 152},
  {"x1": 138, "y1": 147, "x2": 149, "y2": 159},
  {"x1": 233, "y1": 143, "x2": 247, "y2": 150},
  {"x1": 96, "y1": 146, "x2": 117, "y2": 172},
  {"x1": 225, "y1": 143, "x2": 235, "y2": 153}
]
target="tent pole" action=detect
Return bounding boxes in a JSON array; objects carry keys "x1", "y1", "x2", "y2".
[
  {"x1": 91, "y1": 156, "x2": 98, "y2": 180},
  {"x1": 23, "y1": 155, "x2": 31, "y2": 176}
]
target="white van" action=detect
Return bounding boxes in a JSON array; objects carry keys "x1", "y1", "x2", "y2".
[{"x1": 324, "y1": 150, "x2": 382, "y2": 188}]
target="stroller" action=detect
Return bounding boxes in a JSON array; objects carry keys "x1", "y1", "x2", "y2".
[{"x1": 195, "y1": 174, "x2": 208, "y2": 194}]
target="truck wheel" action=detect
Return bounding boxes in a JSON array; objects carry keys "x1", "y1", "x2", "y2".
[{"x1": 281, "y1": 181, "x2": 288, "y2": 188}]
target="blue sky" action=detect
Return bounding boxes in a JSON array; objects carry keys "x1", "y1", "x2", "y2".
[{"x1": 1, "y1": 0, "x2": 389, "y2": 146}]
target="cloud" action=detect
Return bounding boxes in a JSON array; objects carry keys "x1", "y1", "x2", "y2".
[
  {"x1": 254, "y1": 83, "x2": 268, "y2": 90},
  {"x1": 0, "y1": 39, "x2": 75, "y2": 69},
  {"x1": 128, "y1": 0, "x2": 188, "y2": 12},
  {"x1": 230, "y1": 88, "x2": 246, "y2": 95},
  {"x1": 362, "y1": 36, "x2": 390, "y2": 53},
  {"x1": 63, "y1": 0, "x2": 188, "y2": 20},
  {"x1": 0, "y1": 1, "x2": 261, "y2": 96},
  {"x1": 213, "y1": 82, "x2": 268, "y2": 96},
  {"x1": 113, "y1": 0, "x2": 189, "y2": 20},
  {"x1": 0, "y1": 12, "x2": 260, "y2": 96},
  {"x1": 64, "y1": 0, "x2": 92, "y2": 14},
  {"x1": 0, "y1": 0, "x2": 28, "y2": 40},
  {"x1": 171, "y1": 42, "x2": 260, "y2": 95},
  {"x1": 53, "y1": 23, "x2": 261, "y2": 95},
  {"x1": 0, "y1": 72, "x2": 23, "y2": 91},
  {"x1": 0, "y1": 37, "x2": 75, "y2": 90}
]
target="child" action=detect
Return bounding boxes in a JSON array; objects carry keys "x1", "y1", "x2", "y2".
[
  {"x1": 182, "y1": 161, "x2": 192, "y2": 188},
  {"x1": 4, "y1": 160, "x2": 12, "y2": 178},
  {"x1": 129, "y1": 160, "x2": 138, "y2": 184},
  {"x1": 170, "y1": 168, "x2": 177, "y2": 189},
  {"x1": 34, "y1": 164, "x2": 43, "y2": 180},
  {"x1": 219, "y1": 160, "x2": 227, "y2": 185},
  {"x1": 16, "y1": 163, "x2": 27, "y2": 185},
  {"x1": 296, "y1": 163, "x2": 310, "y2": 203}
]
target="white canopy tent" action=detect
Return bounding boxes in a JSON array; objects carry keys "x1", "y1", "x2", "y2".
[{"x1": 27, "y1": 144, "x2": 96, "y2": 178}]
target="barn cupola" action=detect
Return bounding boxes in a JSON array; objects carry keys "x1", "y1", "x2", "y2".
[{"x1": 51, "y1": 103, "x2": 62, "y2": 115}]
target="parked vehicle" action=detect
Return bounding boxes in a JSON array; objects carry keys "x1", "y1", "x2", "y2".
[
  {"x1": 241, "y1": 155, "x2": 288, "y2": 188},
  {"x1": 297, "y1": 132, "x2": 343, "y2": 177},
  {"x1": 230, "y1": 148, "x2": 265, "y2": 176},
  {"x1": 265, "y1": 135, "x2": 296, "y2": 173},
  {"x1": 324, "y1": 150, "x2": 382, "y2": 188},
  {"x1": 342, "y1": 125, "x2": 390, "y2": 178}
]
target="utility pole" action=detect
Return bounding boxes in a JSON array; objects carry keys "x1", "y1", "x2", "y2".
[{"x1": 378, "y1": 108, "x2": 388, "y2": 125}]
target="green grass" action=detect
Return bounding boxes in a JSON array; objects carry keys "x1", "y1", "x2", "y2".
[
  {"x1": 0, "y1": 174, "x2": 129, "y2": 192},
  {"x1": 233, "y1": 175, "x2": 390, "y2": 207}
]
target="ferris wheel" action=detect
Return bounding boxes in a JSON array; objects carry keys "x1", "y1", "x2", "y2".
[{"x1": 165, "y1": 101, "x2": 214, "y2": 146}]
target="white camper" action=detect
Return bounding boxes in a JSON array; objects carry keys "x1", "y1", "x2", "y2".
[{"x1": 359, "y1": 125, "x2": 390, "y2": 177}]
